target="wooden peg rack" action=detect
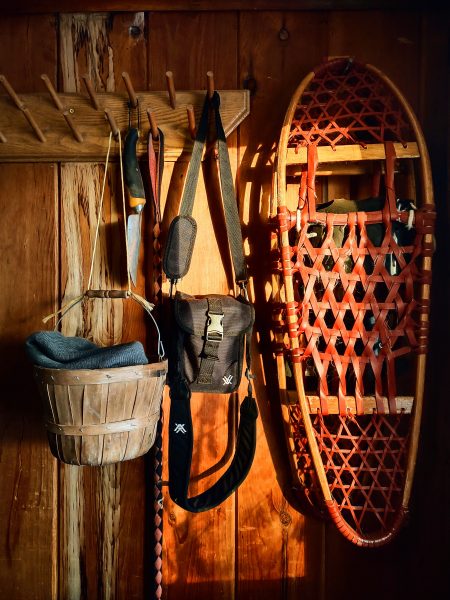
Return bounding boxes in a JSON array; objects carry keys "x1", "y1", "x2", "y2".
[{"x1": 0, "y1": 89, "x2": 250, "y2": 163}]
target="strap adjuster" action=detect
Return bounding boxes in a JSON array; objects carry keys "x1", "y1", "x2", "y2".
[{"x1": 206, "y1": 312, "x2": 224, "y2": 341}]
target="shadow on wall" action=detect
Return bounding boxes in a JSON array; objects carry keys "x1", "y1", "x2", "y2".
[
  {"x1": 238, "y1": 136, "x2": 320, "y2": 518},
  {"x1": 0, "y1": 340, "x2": 50, "y2": 445}
]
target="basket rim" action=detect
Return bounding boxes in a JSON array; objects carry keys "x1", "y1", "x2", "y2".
[{"x1": 34, "y1": 359, "x2": 168, "y2": 385}]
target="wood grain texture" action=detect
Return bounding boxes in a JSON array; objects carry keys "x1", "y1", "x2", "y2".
[
  {"x1": 237, "y1": 12, "x2": 328, "y2": 599},
  {"x1": 0, "y1": 6, "x2": 448, "y2": 600},
  {"x1": 1, "y1": 0, "x2": 432, "y2": 14},
  {"x1": 0, "y1": 163, "x2": 58, "y2": 600},
  {"x1": 0, "y1": 14, "x2": 58, "y2": 600},
  {"x1": 149, "y1": 11, "x2": 240, "y2": 599},
  {"x1": 398, "y1": 11, "x2": 450, "y2": 600},
  {"x1": 59, "y1": 12, "x2": 149, "y2": 599},
  {"x1": 328, "y1": 10, "x2": 421, "y2": 112}
]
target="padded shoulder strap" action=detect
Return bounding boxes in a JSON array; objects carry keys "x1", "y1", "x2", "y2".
[
  {"x1": 168, "y1": 376, "x2": 258, "y2": 513},
  {"x1": 177, "y1": 91, "x2": 248, "y2": 284}
]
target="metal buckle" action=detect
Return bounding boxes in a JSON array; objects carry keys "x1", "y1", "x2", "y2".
[
  {"x1": 239, "y1": 282, "x2": 249, "y2": 301},
  {"x1": 206, "y1": 312, "x2": 224, "y2": 341}
]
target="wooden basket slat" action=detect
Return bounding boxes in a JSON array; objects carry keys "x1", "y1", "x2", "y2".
[
  {"x1": 137, "y1": 420, "x2": 159, "y2": 460},
  {"x1": 45, "y1": 383, "x2": 66, "y2": 463},
  {"x1": 131, "y1": 377, "x2": 161, "y2": 460},
  {"x1": 54, "y1": 384, "x2": 79, "y2": 465},
  {"x1": 81, "y1": 383, "x2": 109, "y2": 465},
  {"x1": 123, "y1": 378, "x2": 156, "y2": 461},
  {"x1": 102, "y1": 381, "x2": 130, "y2": 465},
  {"x1": 67, "y1": 385, "x2": 84, "y2": 465}
]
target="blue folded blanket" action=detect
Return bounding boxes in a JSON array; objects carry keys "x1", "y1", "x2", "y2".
[{"x1": 25, "y1": 330, "x2": 148, "y2": 369}]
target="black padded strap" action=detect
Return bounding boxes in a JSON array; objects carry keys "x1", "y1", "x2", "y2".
[
  {"x1": 168, "y1": 377, "x2": 258, "y2": 513},
  {"x1": 178, "y1": 92, "x2": 248, "y2": 285}
]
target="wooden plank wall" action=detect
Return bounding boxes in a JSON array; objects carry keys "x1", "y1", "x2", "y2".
[{"x1": 0, "y1": 7, "x2": 448, "y2": 600}]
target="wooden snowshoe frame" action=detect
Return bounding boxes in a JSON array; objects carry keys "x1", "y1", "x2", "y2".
[{"x1": 273, "y1": 58, "x2": 435, "y2": 547}]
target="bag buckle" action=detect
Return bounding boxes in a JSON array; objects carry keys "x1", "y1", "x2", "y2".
[{"x1": 206, "y1": 312, "x2": 224, "y2": 341}]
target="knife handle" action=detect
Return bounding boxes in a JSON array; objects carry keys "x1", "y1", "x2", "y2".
[
  {"x1": 86, "y1": 290, "x2": 130, "y2": 299},
  {"x1": 124, "y1": 128, "x2": 146, "y2": 209}
]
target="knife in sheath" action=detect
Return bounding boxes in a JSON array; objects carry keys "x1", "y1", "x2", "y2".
[{"x1": 124, "y1": 127, "x2": 146, "y2": 285}]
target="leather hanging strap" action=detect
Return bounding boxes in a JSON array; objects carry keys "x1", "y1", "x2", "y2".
[
  {"x1": 148, "y1": 127, "x2": 164, "y2": 224},
  {"x1": 148, "y1": 127, "x2": 165, "y2": 600},
  {"x1": 148, "y1": 127, "x2": 165, "y2": 304}
]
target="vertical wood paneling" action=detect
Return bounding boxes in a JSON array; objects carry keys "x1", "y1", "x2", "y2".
[
  {"x1": 238, "y1": 12, "x2": 328, "y2": 600},
  {"x1": 401, "y1": 12, "x2": 449, "y2": 600},
  {"x1": 59, "y1": 12, "x2": 148, "y2": 600},
  {"x1": 327, "y1": 11, "x2": 421, "y2": 112},
  {"x1": 149, "y1": 11, "x2": 239, "y2": 599},
  {"x1": 0, "y1": 7, "x2": 448, "y2": 600},
  {"x1": 0, "y1": 14, "x2": 58, "y2": 600}
]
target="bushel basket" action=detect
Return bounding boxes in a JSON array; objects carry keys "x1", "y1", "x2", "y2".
[
  {"x1": 33, "y1": 290, "x2": 167, "y2": 467},
  {"x1": 35, "y1": 360, "x2": 166, "y2": 467}
]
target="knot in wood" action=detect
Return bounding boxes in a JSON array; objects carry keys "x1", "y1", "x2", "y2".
[
  {"x1": 279, "y1": 510, "x2": 292, "y2": 527},
  {"x1": 128, "y1": 25, "x2": 142, "y2": 38},
  {"x1": 278, "y1": 28, "x2": 289, "y2": 41}
]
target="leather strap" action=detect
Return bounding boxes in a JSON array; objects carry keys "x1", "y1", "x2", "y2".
[
  {"x1": 148, "y1": 127, "x2": 165, "y2": 600},
  {"x1": 148, "y1": 127, "x2": 164, "y2": 224},
  {"x1": 148, "y1": 127, "x2": 164, "y2": 305}
]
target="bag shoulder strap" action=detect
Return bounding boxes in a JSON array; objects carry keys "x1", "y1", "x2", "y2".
[
  {"x1": 178, "y1": 91, "x2": 248, "y2": 285},
  {"x1": 168, "y1": 377, "x2": 258, "y2": 513}
]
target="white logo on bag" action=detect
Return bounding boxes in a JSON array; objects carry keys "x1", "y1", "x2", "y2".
[
  {"x1": 222, "y1": 375, "x2": 233, "y2": 385},
  {"x1": 174, "y1": 423, "x2": 187, "y2": 434}
]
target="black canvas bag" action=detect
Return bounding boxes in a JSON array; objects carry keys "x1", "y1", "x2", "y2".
[
  {"x1": 173, "y1": 292, "x2": 254, "y2": 393},
  {"x1": 163, "y1": 91, "x2": 257, "y2": 512}
]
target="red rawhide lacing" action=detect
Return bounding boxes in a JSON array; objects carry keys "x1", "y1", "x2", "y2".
[{"x1": 275, "y1": 59, "x2": 435, "y2": 546}]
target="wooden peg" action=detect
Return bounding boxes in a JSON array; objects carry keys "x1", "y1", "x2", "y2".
[
  {"x1": 41, "y1": 74, "x2": 64, "y2": 110},
  {"x1": 0, "y1": 74, "x2": 25, "y2": 109},
  {"x1": 0, "y1": 74, "x2": 46, "y2": 142},
  {"x1": 63, "y1": 111, "x2": 84, "y2": 143},
  {"x1": 22, "y1": 108, "x2": 47, "y2": 142},
  {"x1": 186, "y1": 104, "x2": 196, "y2": 139},
  {"x1": 81, "y1": 75, "x2": 100, "y2": 110},
  {"x1": 146, "y1": 108, "x2": 159, "y2": 140},
  {"x1": 41, "y1": 74, "x2": 83, "y2": 142},
  {"x1": 206, "y1": 71, "x2": 215, "y2": 99},
  {"x1": 122, "y1": 72, "x2": 138, "y2": 109},
  {"x1": 104, "y1": 109, "x2": 120, "y2": 139},
  {"x1": 165, "y1": 71, "x2": 176, "y2": 109},
  {"x1": 0, "y1": 131, "x2": 6, "y2": 143}
]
